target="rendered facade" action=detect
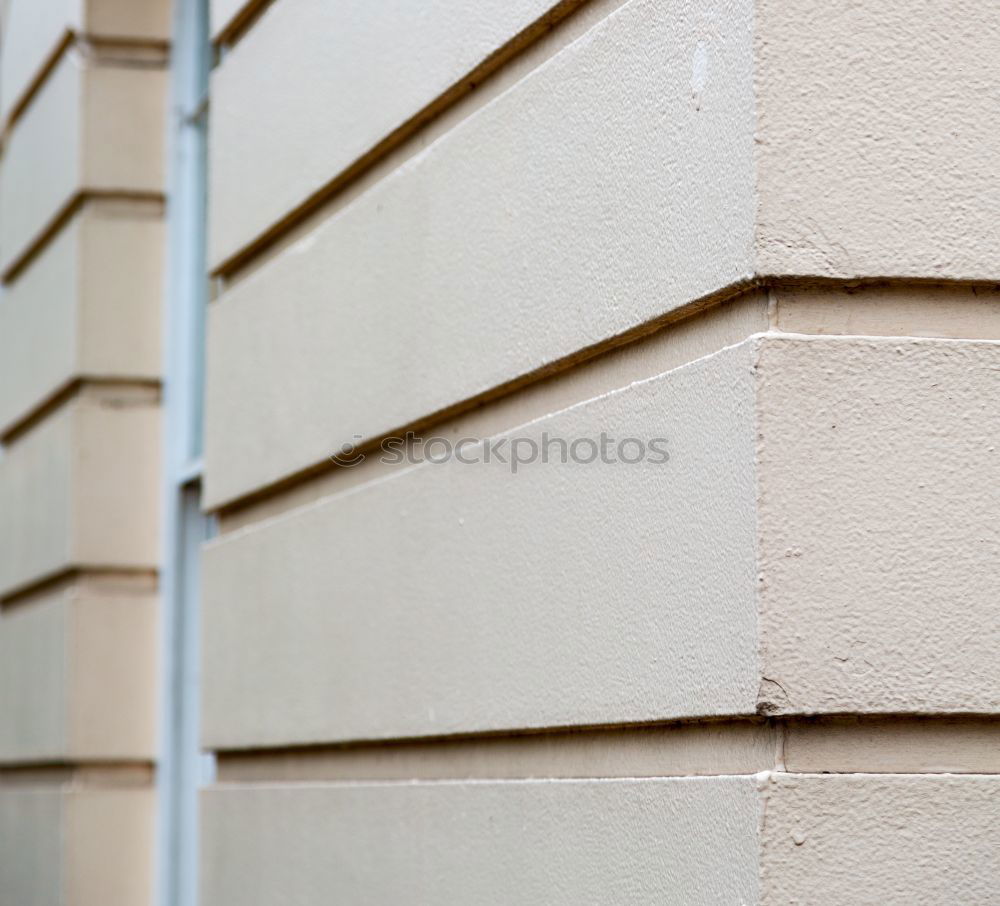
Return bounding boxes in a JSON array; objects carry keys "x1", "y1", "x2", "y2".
[{"x1": 0, "y1": 0, "x2": 998, "y2": 903}]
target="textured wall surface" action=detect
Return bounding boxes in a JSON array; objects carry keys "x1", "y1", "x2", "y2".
[
  {"x1": 209, "y1": 0, "x2": 569, "y2": 267},
  {"x1": 755, "y1": 0, "x2": 1000, "y2": 280},
  {"x1": 757, "y1": 336, "x2": 1000, "y2": 715},
  {"x1": 202, "y1": 777, "x2": 762, "y2": 905},
  {"x1": 760, "y1": 774, "x2": 1000, "y2": 904},
  {"x1": 202, "y1": 343, "x2": 760, "y2": 748},
  {"x1": 204, "y1": 333, "x2": 1000, "y2": 750},
  {"x1": 204, "y1": 0, "x2": 757, "y2": 506},
  {"x1": 200, "y1": 0, "x2": 1000, "y2": 899},
  {"x1": 203, "y1": 0, "x2": 1000, "y2": 509},
  {"x1": 202, "y1": 773, "x2": 1000, "y2": 904},
  {"x1": 4, "y1": 0, "x2": 1000, "y2": 901}
]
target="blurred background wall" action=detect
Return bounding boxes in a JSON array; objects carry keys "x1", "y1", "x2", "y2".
[{"x1": 0, "y1": 1, "x2": 169, "y2": 902}]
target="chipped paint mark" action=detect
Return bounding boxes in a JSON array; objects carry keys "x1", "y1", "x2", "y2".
[
  {"x1": 757, "y1": 677, "x2": 792, "y2": 715},
  {"x1": 691, "y1": 40, "x2": 709, "y2": 109}
]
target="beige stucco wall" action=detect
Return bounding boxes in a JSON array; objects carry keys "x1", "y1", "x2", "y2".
[
  {"x1": 756, "y1": 336, "x2": 1000, "y2": 715},
  {"x1": 196, "y1": 0, "x2": 1000, "y2": 900},
  {"x1": 202, "y1": 334, "x2": 1000, "y2": 750},
  {"x1": 209, "y1": 0, "x2": 580, "y2": 268},
  {"x1": 755, "y1": 0, "x2": 1000, "y2": 281},
  {"x1": 759, "y1": 774, "x2": 1000, "y2": 904},
  {"x1": 203, "y1": 340, "x2": 761, "y2": 748},
  {"x1": 203, "y1": 0, "x2": 1000, "y2": 511},
  {"x1": 3, "y1": 0, "x2": 999, "y2": 900},
  {"x1": 200, "y1": 773, "x2": 1000, "y2": 905},
  {"x1": 204, "y1": 0, "x2": 757, "y2": 507}
]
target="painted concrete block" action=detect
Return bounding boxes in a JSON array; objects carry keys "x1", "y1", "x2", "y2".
[
  {"x1": 210, "y1": 0, "x2": 571, "y2": 267},
  {"x1": 759, "y1": 774, "x2": 1000, "y2": 905},
  {"x1": 0, "y1": 0, "x2": 171, "y2": 124},
  {"x1": 0, "y1": 393, "x2": 160, "y2": 598},
  {"x1": 203, "y1": 0, "x2": 757, "y2": 506},
  {"x1": 0, "y1": 584, "x2": 157, "y2": 763},
  {"x1": 203, "y1": 335, "x2": 1000, "y2": 750},
  {"x1": 202, "y1": 341, "x2": 759, "y2": 749},
  {"x1": 0, "y1": 51, "x2": 166, "y2": 277},
  {"x1": 201, "y1": 777, "x2": 761, "y2": 905},
  {"x1": 0, "y1": 786, "x2": 154, "y2": 906},
  {"x1": 0, "y1": 203, "x2": 163, "y2": 434}
]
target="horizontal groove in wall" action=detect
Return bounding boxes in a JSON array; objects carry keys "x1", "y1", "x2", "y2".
[
  {"x1": 0, "y1": 762, "x2": 155, "y2": 788},
  {"x1": 216, "y1": 718, "x2": 778, "y2": 784},
  {"x1": 1, "y1": 376, "x2": 162, "y2": 447},
  {"x1": 213, "y1": 279, "x2": 760, "y2": 522},
  {"x1": 212, "y1": 0, "x2": 623, "y2": 282},
  {"x1": 0, "y1": 567, "x2": 159, "y2": 612},
  {"x1": 214, "y1": 716, "x2": 1000, "y2": 784},
  {"x1": 0, "y1": 29, "x2": 74, "y2": 137},
  {"x1": 203, "y1": 334, "x2": 767, "y2": 746},
  {"x1": 215, "y1": 277, "x2": 1000, "y2": 528},
  {"x1": 783, "y1": 716, "x2": 1000, "y2": 775},
  {"x1": 0, "y1": 191, "x2": 165, "y2": 286},
  {"x1": 79, "y1": 35, "x2": 171, "y2": 59},
  {"x1": 768, "y1": 277, "x2": 1000, "y2": 333},
  {"x1": 1, "y1": 33, "x2": 170, "y2": 142},
  {"x1": 214, "y1": 0, "x2": 278, "y2": 49}
]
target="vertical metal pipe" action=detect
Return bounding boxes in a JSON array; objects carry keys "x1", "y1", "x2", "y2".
[{"x1": 156, "y1": 0, "x2": 211, "y2": 904}]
